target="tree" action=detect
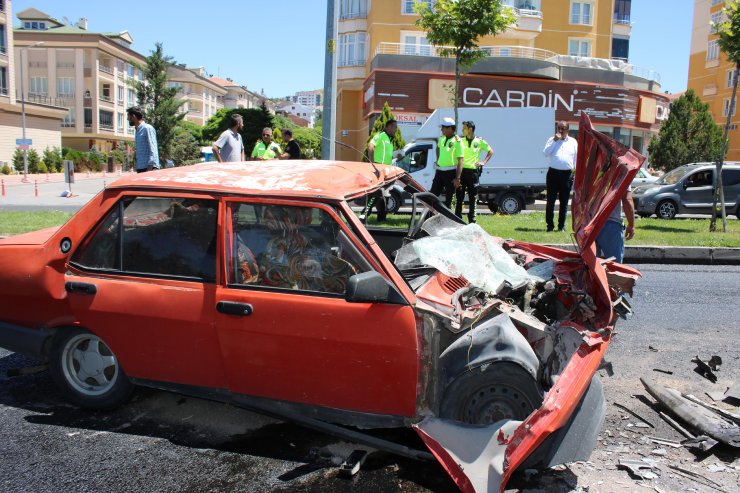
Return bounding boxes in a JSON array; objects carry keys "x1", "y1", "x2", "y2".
[
  {"x1": 713, "y1": 0, "x2": 740, "y2": 232},
  {"x1": 364, "y1": 102, "x2": 406, "y2": 161},
  {"x1": 292, "y1": 127, "x2": 322, "y2": 159},
  {"x1": 647, "y1": 90, "x2": 722, "y2": 172},
  {"x1": 130, "y1": 43, "x2": 186, "y2": 163},
  {"x1": 170, "y1": 130, "x2": 202, "y2": 166},
  {"x1": 43, "y1": 147, "x2": 63, "y2": 173},
  {"x1": 415, "y1": 0, "x2": 516, "y2": 126}
]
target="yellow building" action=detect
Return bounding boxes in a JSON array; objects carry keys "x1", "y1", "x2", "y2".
[
  {"x1": 335, "y1": 0, "x2": 666, "y2": 161},
  {"x1": 688, "y1": 0, "x2": 739, "y2": 160}
]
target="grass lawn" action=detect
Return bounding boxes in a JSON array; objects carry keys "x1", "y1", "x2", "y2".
[{"x1": 1, "y1": 210, "x2": 739, "y2": 247}]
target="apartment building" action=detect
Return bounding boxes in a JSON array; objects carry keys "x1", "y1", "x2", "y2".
[
  {"x1": 286, "y1": 89, "x2": 323, "y2": 110},
  {"x1": 12, "y1": 8, "x2": 146, "y2": 153},
  {"x1": 167, "y1": 66, "x2": 226, "y2": 126},
  {"x1": 276, "y1": 101, "x2": 315, "y2": 127},
  {"x1": 688, "y1": 0, "x2": 740, "y2": 160},
  {"x1": 0, "y1": 3, "x2": 65, "y2": 167},
  {"x1": 334, "y1": 0, "x2": 666, "y2": 161},
  {"x1": 209, "y1": 76, "x2": 273, "y2": 111}
]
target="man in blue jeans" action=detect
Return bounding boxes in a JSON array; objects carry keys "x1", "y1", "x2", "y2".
[{"x1": 596, "y1": 187, "x2": 635, "y2": 263}]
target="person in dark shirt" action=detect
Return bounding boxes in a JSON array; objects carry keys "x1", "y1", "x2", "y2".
[{"x1": 279, "y1": 128, "x2": 301, "y2": 160}]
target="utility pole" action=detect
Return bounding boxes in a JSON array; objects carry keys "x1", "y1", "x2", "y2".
[{"x1": 322, "y1": 0, "x2": 338, "y2": 160}]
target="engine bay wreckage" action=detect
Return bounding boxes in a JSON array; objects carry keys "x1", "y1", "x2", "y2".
[{"x1": 400, "y1": 113, "x2": 644, "y2": 492}]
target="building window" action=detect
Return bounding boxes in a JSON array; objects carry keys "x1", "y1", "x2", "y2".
[
  {"x1": 0, "y1": 67, "x2": 7, "y2": 95},
  {"x1": 100, "y1": 110, "x2": 114, "y2": 130},
  {"x1": 338, "y1": 32, "x2": 367, "y2": 66},
  {"x1": 23, "y1": 21, "x2": 46, "y2": 30},
  {"x1": 402, "y1": 32, "x2": 432, "y2": 56},
  {"x1": 711, "y1": 12, "x2": 724, "y2": 33},
  {"x1": 614, "y1": 0, "x2": 631, "y2": 24},
  {"x1": 403, "y1": 0, "x2": 433, "y2": 15},
  {"x1": 340, "y1": 0, "x2": 368, "y2": 18},
  {"x1": 128, "y1": 88, "x2": 136, "y2": 104},
  {"x1": 707, "y1": 40, "x2": 720, "y2": 61},
  {"x1": 117, "y1": 112, "x2": 124, "y2": 129},
  {"x1": 570, "y1": 1, "x2": 593, "y2": 25},
  {"x1": 63, "y1": 108, "x2": 76, "y2": 127},
  {"x1": 727, "y1": 69, "x2": 738, "y2": 88},
  {"x1": 57, "y1": 77, "x2": 74, "y2": 97},
  {"x1": 30, "y1": 77, "x2": 48, "y2": 96},
  {"x1": 569, "y1": 39, "x2": 592, "y2": 57},
  {"x1": 0, "y1": 24, "x2": 6, "y2": 54},
  {"x1": 723, "y1": 98, "x2": 737, "y2": 117},
  {"x1": 127, "y1": 64, "x2": 135, "y2": 77},
  {"x1": 612, "y1": 37, "x2": 629, "y2": 61}
]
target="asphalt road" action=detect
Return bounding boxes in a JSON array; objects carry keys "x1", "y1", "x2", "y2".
[{"x1": 1, "y1": 264, "x2": 738, "y2": 492}]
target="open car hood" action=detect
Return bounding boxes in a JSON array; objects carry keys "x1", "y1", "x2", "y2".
[{"x1": 572, "y1": 112, "x2": 645, "y2": 252}]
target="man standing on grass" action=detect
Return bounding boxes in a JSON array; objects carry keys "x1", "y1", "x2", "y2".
[
  {"x1": 542, "y1": 120, "x2": 577, "y2": 231},
  {"x1": 365, "y1": 118, "x2": 398, "y2": 222}
]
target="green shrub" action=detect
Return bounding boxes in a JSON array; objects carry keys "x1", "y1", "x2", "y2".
[
  {"x1": 12, "y1": 149, "x2": 24, "y2": 173},
  {"x1": 27, "y1": 149, "x2": 41, "y2": 174},
  {"x1": 43, "y1": 147, "x2": 63, "y2": 172},
  {"x1": 37, "y1": 161, "x2": 48, "y2": 174},
  {"x1": 1, "y1": 164, "x2": 10, "y2": 175}
]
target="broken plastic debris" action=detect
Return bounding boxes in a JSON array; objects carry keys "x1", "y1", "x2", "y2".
[
  {"x1": 691, "y1": 355, "x2": 719, "y2": 383},
  {"x1": 617, "y1": 458, "x2": 658, "y2": 480},
  {"x1": 395, "y1": 216, "x2": 535, "y2": 294}
]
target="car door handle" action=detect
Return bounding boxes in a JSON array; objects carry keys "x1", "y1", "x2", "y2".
[
  {"x1": 216, "y1": 301, "x2": 253, "y2": 316},
  {"x1": 65, "y1": 281, "x2": 97, "y2": 295}
]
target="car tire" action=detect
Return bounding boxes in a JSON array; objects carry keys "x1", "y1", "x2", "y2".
[
  {"x1": 736, "y1": 205, "x2": 740, "y2": 219},
  {"x1": 439, "y1": 362, "x2": 543, "y2": 425},
  {"x1": 638, "y1": 212, "x2": 651, "y2": 218},
  {"x1": 656, "y1": 200, "x2": 677, "y2": 219},
  {"x1": 497, "y1": 192, "x2": 524, "y2": 215},
  {"x1": 385, "y1": 189, "x2": 403, "y2": 214},
  {"x1": 49, "y1": 328, "x2": 134, "y2": 410},
  {"x1": 487, "y1": 200, "x2": 499, "y2": 214}
]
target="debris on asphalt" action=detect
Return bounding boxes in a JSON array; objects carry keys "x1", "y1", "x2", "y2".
[
  {"x1": 648, "y1": 346, "x2": 658, "y2": 352},
  {"x1": 650, "y1": 447, "x2": 668, "y2": 456},
  {"x1": 724, "y1": 382, "x2": 740, "y2": 404},
  {"x1": 666, "y1": 464, "x2": 729, "y2": 493},
  {"x1": 652, "y1": 368, "x2": 673, "y2": 375},
  {"x1": 338, "y1": 449, "x2": 368, "y2": 478},
  {"x1": 657, "y1": 411, "x2": 695, "y2": 439},
  {"x1": 641, "y1": 378, "x2": 740, "y2": 448},
  {"x1": 706, "y1": 390, "x2": 728, "y2": 402},
  {"x1": 648, "y1": 437, "x2": 682, "y2": 448},
  {"x1": 682, "y1": 435, "x2": 719, "y2": 452},
  {"x1": 683, "y1": 393, "x2": 740, "y2": 425},
  {"x1": 613, "y1": 402, "x2": 654, "y2": 428},
  {"x1": 617, "y1": 458, "x2": 658, "y2": 479},
  {"x1": 691, "y1": 355, "x2": 719, "y2": 383},
  {"x1": 707, "y1": 355, "x2": 722, "y2": 371}
]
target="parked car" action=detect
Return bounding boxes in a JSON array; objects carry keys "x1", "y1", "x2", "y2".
[
  {"x1": 632, "y1": 162, "x2": 740, "y2": 219},
  {"x1": 632, "y1": 166, "x2": 658, "y2": 186},
  {"x1": 0, "y1": 114, "x2": 643, "y2": 492}
]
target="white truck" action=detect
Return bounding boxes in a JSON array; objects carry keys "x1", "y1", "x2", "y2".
[{"x1": 393, "y1": 107, "x2": 556, "y2": 214}]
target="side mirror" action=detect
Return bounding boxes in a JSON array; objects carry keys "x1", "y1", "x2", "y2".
[{"x1": 346, "y1": 272, "x2": 402, "y2": 303}]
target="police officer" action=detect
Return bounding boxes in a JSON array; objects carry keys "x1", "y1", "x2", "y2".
[
  {"x1": 365, "y1": 118, "x2": 397, "y2": 222},
  {"x1": 431, "y1": 117, "x2": 464, "y2": 209},
  {"x1": 251, "y1": 127, "x2": 282, "y2": 160},
  {"x1": 456, "y1": 120, "x2": 493, "y2": 223}
]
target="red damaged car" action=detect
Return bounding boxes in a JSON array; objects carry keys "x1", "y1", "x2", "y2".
[{"x1": 0, "y1": 114, "x2": 642, "y2": 492}]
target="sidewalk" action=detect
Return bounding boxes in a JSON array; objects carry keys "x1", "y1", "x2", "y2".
[{"x1": 2, "y1": 172, "x2": 738, "y2": 264}]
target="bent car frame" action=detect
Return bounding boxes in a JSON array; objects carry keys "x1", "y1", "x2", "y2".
[{"x1": 0, "y1": 113, "x2": 643, "y2": 492}]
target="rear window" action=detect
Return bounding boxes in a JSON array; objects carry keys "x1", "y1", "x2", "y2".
[{"x1": 721, "y1": 169, "x2": 740, "y2": 186}]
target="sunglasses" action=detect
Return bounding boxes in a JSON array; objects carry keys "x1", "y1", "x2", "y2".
[
  {"x1": 263, "y1": 134, "x2": 272, "y2": 137},
  {"x1": 557, "y1": 127, "x2": 568, "y2": 130}
]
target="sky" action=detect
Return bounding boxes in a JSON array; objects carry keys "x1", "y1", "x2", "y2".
[{"x1": 12, "y1": 0, "x2": 693, "y2": 98}]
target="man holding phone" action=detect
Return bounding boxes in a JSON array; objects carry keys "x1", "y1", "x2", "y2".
[{"x1": 542, "y1": 120, "x2": 578, "y2": 232}]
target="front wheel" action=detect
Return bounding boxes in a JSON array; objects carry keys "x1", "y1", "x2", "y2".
[
  {"x1": 440, "y1": 362, "x2": 543, "y2": 425},
  {"x1": 385, "y1": 189, "x2": 403, "y2": 214},
  {"x1": 49, "y1": 328, "x2": 134, "y2": 410},
  {"x1": 487, "y1": 200, "x2": 499, "y2": 214},
  {"x1": 656, "y1": 200, "x2": 677, "y2": 219}
]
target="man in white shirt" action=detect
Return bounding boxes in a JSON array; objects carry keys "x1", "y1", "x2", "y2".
[
  {"x1": 542, "y1": 120, "x2": 578, "y2": 232},
  {"x1": 212, "y1": 114, "x2": 245, "y2": 162}
]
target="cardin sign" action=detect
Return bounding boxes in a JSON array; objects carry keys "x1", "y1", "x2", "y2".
[{"x1": 364, "y1": 71, "x2": 669, "y2": 130}]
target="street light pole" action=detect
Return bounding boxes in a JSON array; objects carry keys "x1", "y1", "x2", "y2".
[{"x1": 19, "y1": 41, "x2": 44, "y2": 183}]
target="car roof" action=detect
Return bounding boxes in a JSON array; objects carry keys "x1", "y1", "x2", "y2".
[
  {"x1": 685, "y1": 162, "x2": 740, "y2": 168},
  {"x1": 107, "y1": 160, "x2": 405, "y2": 200}
]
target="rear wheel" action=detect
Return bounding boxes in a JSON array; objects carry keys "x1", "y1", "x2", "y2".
[
  {"x1": 497, "y1": 192, "x2": 524, "y2": 215},
  {"x1": 440, "y1": 362, "x2": 543, "y2": 424},
  {"x1": 49, "y1": 328, "x2": 133, "y2": 410},
  {"x1": 656, "y1": 200, "x2": 677, "y2": 219}
]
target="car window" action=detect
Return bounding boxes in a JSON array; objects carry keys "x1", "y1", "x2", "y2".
[
  {"x1": 656, "y1": 165, "x2": 690, "y2": 185},
  {"x1": 226, "y1": 202, "x2": 372, "y2": 295},
  {"x1": 71, "y1": 196, "x2": 218, "y2": 282},
  {"x1": 686, "y1": 170, "x2": 712, "y2": 187},
  {"x1": 396, "y1": 145, "x2": 431, "y2": 173},
  {"x1": 721, "y1": 169, "x2": 740, "y2": 187}
]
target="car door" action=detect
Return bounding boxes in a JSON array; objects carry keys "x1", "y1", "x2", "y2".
[
  {"x1": 214, "y1": 199, "x2": 419, "y2": 417},
  {"x1": 65, "y1": 194, "x2": 225, "y2": 388},
  {"x1": 396, "y1": 144, "x2": 434, "y2": 190},
  {"x1": 680, "y1": 169, "x2": 715, "y2": 214},
  {"x1": 721, "y1": 168, "x2": 740, "y2": 211}
]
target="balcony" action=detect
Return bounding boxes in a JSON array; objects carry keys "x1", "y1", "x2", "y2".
[
  {"x1": 99, "y1": 64, "x2": 114, "y2": 75},
  {"x1": 372, "y1": 42, "x2": 661, "y2": 89},
  {"x1": 61, "y1": 122, "x2": 76, "y2": 128},
  {"x1": 613, "y1": 15, "x2": 632, "y2": 36},
  {"x1": 339, "y1": 9, "x2": 367, "y2": 20},
  {"x1": 99, "y1": 123, "x2": 114, "y2": 132},
  {"x1": 56, "y1": 62, "x2": 75, "y2": 69}
]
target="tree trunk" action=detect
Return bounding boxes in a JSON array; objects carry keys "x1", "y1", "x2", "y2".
[{"x1": 710, "y1": 62, "x2": 737, "y2": 232}]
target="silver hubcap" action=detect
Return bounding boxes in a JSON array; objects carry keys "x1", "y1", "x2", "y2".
[
  {"x1": 502, "y1": 198, "x2": 518, "y2": 213},
  {"x1": 61, "y1": 334, "x2": 118, "y2": 396},
  {"x1": 659, "y1": 202, "x2": 675, "y2": 218}
]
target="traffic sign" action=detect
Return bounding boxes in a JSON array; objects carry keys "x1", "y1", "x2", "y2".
[
  {"x1": 16, "y1": 139, "x2": 32, "y2": 146},
  {"x1": 18, "y1": 145, "x2": 30, "y2": 151}
]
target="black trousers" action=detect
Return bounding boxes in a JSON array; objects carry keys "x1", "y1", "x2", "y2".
[
  {"x1": 366, "y1": 189, "x2": 386, "y2": 222},
  {"x1": 454, "y1": 168, "x2": 480, "y2": 222},
  {"x1": 546, "y1": 167, "x2": 573, "y2": 230},
  {"x1": 430, "y1": 169, "x2": 456, "y2": 209}
]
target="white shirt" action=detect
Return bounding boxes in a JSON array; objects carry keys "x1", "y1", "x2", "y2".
[{"x1": 543, "y1": 136, "x2": 578, "y2": 171}]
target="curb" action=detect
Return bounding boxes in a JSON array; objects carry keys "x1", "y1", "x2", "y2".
[{"x1": 547, "y1": 244, "x2": 740, "y2": 265}]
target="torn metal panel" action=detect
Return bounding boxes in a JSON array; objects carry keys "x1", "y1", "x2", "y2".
[
  {"x1": 641, "y1": 378, "x2": 740, "y2": 448},
  {"x1": 413, "y1": 417, "x2": 522, "y2": 493}
]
